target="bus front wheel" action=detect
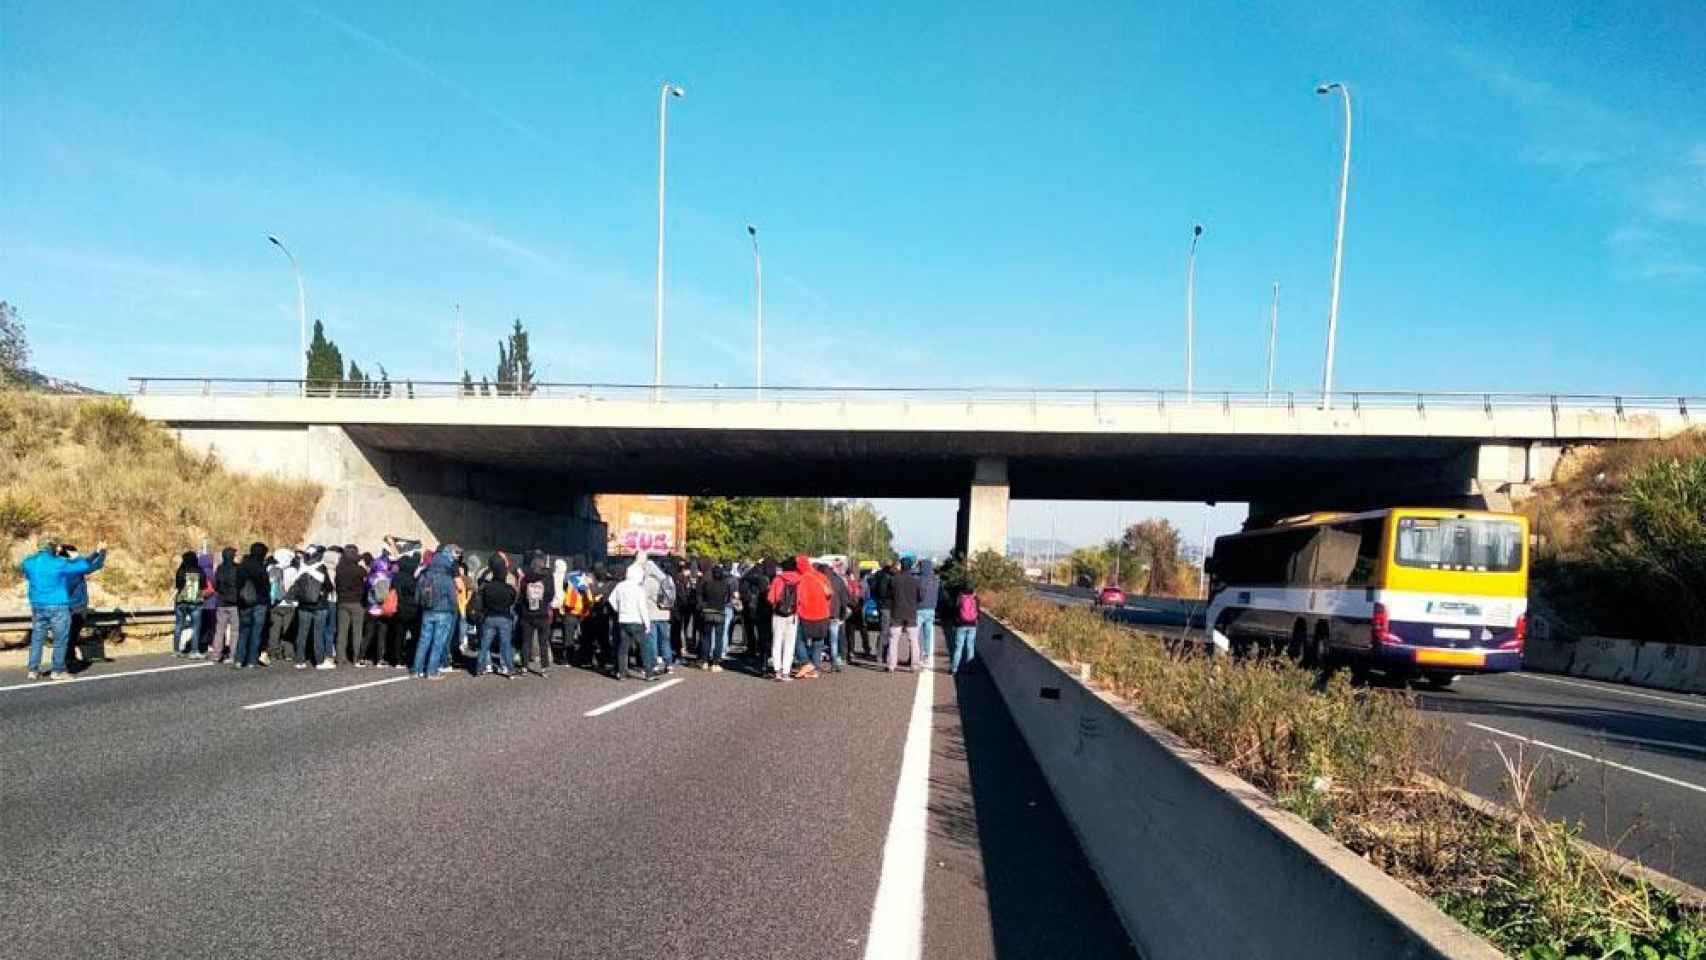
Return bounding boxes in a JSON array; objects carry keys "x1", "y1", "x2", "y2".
[{"x1": 1288, "y1": 622, "x2": 1308, "y2": 663}]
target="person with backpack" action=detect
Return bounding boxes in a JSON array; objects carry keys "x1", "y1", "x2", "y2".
[
  {"x1": 266, "y1": 548, "x2": 301, "y2": 664},
  {"x1": 475, "y1": 552, "x2": 519, "y2": 678},
  {"x1": 517, "y1": 551, "x2": 555, "y2": 677},
  {"x1": 886, "y1": 556, "x2": 923, "y2": 673},
  {"x1": 557, "y1": 558, "x2": 590, "y2": 667},
  {"x1": 412, "y1": 545, "x2": 459, "y2": 680},
  {"x1": 639, "y1": 554, "x2": 677, "y2": 675},
  {"x1": 287, "y1": 551, "x2": 329, "y2": 669},
  {"x1": 766, "y1": 559, "x2": 802, "y2": 682},
  {"x1": 364, "y1": 551, "x2": 397, "y2": 668},
  {"x1": 232, "y1": 542, "x2": 271, "y2": 668},
  {"x1": 793, "y1": 556, "x2": 833, "y2": 679},
  {"x1": 870, "y1": 559, "x2": 895, "y2": 661},
  {"x1": 172, "y1": 551, "x2": 207, "y2": 658},
  {"x1": 949, "y1": 584, "x2": 981, "y2": 674},
  {"x1": 209, "y1": 546, "x2": 241, "y2": 664},
  {"x1": 916, "y1": 559, "x2": 941, "y2": 666},
  {"x1": 696, "y1": 563, "x2": 732, "y2": 671}
]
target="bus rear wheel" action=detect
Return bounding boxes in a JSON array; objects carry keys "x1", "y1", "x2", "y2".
[{"x1": 1288, "y1": 621, "x2": 1308, "y2": 663}]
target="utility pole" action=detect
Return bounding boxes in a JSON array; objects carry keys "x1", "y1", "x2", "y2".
[
  {"x1": 1186, "y1": 224, "x2": 1204, "y2": 402},
  {"x1": 1316, "y1": 81, "x2": 1352, "y2": 407}
]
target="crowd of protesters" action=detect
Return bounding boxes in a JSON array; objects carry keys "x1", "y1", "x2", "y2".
[{"x1": 18, "y1": 534, "x2": 984, "y2": 684}]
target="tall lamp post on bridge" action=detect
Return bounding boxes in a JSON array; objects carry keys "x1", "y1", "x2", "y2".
[
  {"x1": 265, "y1": 235, "x2": 308, "y2": 387},
  {"x1": 1185, "y1": 223, "x2": 1204, "y2": 403},
  {"x1": 1316, "y1": 81, "x2": 1352, "y2": 409},
  {"x1": 655, "y1": 82, "x2": 686, "y2": 392},
  {"x1": 748, "y1": 223, "x2": 763, "y2": 398},
  {"x1": 1266, "y1": 281, "x2": 1280, "y2": 399}
]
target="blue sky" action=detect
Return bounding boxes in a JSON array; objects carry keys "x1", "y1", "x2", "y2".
[{"x1": 4, "y1": 1, "x2": 1703, "y2": 549}]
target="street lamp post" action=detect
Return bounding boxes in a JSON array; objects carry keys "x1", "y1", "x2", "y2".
[
  {"x1": 1316, "y1": 81, "x2": 1352, "y2": 408},
  {"x1": 655, "y1": 82, "x2": 686, "y2": 392},
  {"x1": 747, "y1": 224, "x2": 763, "y2": 397},
  {"x1": 1266, "y1": 281, "x2": 1280, "y2": 399},
  {"x1": 1186, "y1": 223, "x2": 1204, "y2": 402},
  {"x1": 266, "y1": 235, "x2": 308, "y2": 389},
  {"x1": 454, "y1": 303, "x2": 463, "y2": 389}
]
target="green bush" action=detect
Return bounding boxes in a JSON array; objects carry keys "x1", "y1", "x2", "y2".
[
  {"x1": 0, "y1": 492, "x2": 46, "y2": 539},
  {"x1": 1591, "y1": 456, "x2": 1706, "y2": 643},
  {"x1": 70, "y1": 398, "x2": 154, "y2": 452}
]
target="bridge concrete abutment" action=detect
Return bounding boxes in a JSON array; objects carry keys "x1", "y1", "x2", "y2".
[
  {"x1": 1247, "y1": 439, "x2": 1570, "y2": 522},
  {"x1": 171, "y1": 425, "x2": 605, "y2": 556},
  {"x1": 954, "y1": 456, "x2": 1010, "y2": 558}
]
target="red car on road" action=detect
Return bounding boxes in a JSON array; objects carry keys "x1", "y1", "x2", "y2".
[{"x1": 1095, "y1": 586, "x2": 1126, "y2": 608}]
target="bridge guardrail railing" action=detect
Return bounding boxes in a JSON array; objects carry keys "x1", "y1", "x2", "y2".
[{"x1": 128, "y1": 378, "x2": 1703, "y2": 419}]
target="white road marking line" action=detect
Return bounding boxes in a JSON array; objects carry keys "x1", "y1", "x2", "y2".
[
  {"x1": 862, "y1": 665, "x2": 934, "y2": 960},
  {"x1": 242, "y1": 675, "x2": 414, "y2": 710},
  {"x1": 582, "y1": 678, "x2": 683, "y2": 717},
  {"x1": 0, "y1": 661, "x2": 214, "y2": 693},
  {"x1": 1508, "y1": 672, "x2": 1706, "y2": 711},
  {"x1": 1465, "y1": 722, "x2": 1706, "y2": 797}
]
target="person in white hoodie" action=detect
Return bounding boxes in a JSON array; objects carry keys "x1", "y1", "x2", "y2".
[
  {"x1": 607, "y1": 561, "x2": 655, "y2": 681},
  {"x1": 637, "y1": 552, "x2": 676, "y2": 675}
]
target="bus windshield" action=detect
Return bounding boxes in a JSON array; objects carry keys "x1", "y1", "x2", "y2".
[{"x1": 1395, "y1": 517, "x2": 1522, "y2": 572}]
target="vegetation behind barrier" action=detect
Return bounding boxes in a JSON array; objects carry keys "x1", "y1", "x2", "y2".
[
  {"x1": 0, "y1": 391, "x2": 321, "y2": 610},
  {"x1": 986, "y1": 590, "x2": 1706, "y2": 959}
]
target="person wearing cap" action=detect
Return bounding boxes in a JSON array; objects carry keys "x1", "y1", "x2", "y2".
[{"x1": 20, "y1": 536, "x2": 107, "y2": 680}]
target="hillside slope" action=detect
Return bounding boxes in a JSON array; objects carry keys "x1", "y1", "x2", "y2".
[{"x1": 0, "y1": 391, "x2": 321, "y2": 610}]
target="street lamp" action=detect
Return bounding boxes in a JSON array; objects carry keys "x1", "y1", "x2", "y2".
[
  {"x1": 1316, "y1": 81, "x2": 1351, "y2": 407},
  {"x1": 1266, "y1": 281, "x2": 1280, "y2": 399},
  {"x1": 654, "y1": 82, "x2": 686, "y2": 391},
  {"x1": 748, "y1": 224, "x2": 763, "y2": 397},
  {"x1": 1186, "y1": 223, "x2": 1204, "y2": 402},
  {"x1": 266, "y1": 235, "x2": 308, "y2": 387}
]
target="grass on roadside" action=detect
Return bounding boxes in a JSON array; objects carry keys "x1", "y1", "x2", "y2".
[{"x1": 986, "y1": 590, "x2": 1706, "y2": 960}]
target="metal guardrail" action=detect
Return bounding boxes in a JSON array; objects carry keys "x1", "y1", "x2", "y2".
[
  {"x1": 128, "y1": 378, "x2": 1701, "y2": 417},
  {"x1": 0, "y1": 607, "x2": 175, "y2": 642}
]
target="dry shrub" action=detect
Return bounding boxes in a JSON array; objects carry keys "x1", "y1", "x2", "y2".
[{"x1": 0, "y1": 390, "x2": 321, "y2": 604}]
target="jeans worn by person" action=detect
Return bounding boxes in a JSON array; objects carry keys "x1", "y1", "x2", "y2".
[
  {"x1": 209, "y1": 606, "x2": 238, "y2": 662},
  {"x1": 916, "y1": 608, "x2": 936, "y2": 661},
  {"x1": 950, "y1": 625, "x2": 978, "y2": 673},
  {"x1": 294, "y1": 609, "x2": 325, "y2": 665},
  {"x1": 235, "y1": 606, "x2": 266, "y2": 666},
  {"x1": 827, "y1": 618, "x2": 843, "y2": 665},
  {"x1": 650, "y1": 621, "x2": 673, "y2": 672},
  {"x1": 414, "y1": 612, "x2": 455, "y2": 678},
  {"x1": 26, "y1": 605, "x2": 73, "y2": 675},
  {"x1": 624, "y1": 622, "x2": 656, "y2": 679},
  {"x1": 479, "y1": 615, "x2": 516, "y2": 676},
  {"x1": 720, "y1": 605, "x2": 734, "y2": 658},
  {"x1": 877, "y1": 609, "x2": 893, "y2": 661},
  {"x1": 174, "y1": 602, "x2": 201, "y2": 655},
  {"x1": 319, "y1": 604, "x2": 337, "y2": 664}
]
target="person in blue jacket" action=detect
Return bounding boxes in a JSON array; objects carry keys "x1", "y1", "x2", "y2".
[
  {"x1": 21, "y1": 537, "x2": 107, "y2": 680},
  {"x1": 411, "y1": 545, "x2": 460, "y2": 680}
]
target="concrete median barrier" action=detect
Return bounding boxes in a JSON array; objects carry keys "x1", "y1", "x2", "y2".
[
  {"x1": 1522, "y1": 626, "x2": 1706, "y2": 695},
  {"x1": 977, "y1": 614, "x2": 1503, "y2": 960}
]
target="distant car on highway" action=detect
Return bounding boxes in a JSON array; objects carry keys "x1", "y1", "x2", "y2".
[{"x1": 1095, "y1": 586, "x2": 1126, "y2": 608}]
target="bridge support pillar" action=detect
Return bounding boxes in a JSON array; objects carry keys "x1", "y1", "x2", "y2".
[{"x1": 955, "y1": 457, "x2": 1009, "y2": 558}]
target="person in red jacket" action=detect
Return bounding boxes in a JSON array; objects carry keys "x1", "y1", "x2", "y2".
[{"x1": 792, "y1": 555, "x2": 833, "y2": 679}]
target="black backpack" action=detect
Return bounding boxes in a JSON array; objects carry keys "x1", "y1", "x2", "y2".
[
  {"x1": 296, "y1": 571, "x2": 323, "y2": 606},
  {"x1": 774, "y1": 580, "x2": 799, "y2": 617},
  {"x1": 238, "y1": 576, "x2": 260, "y2": 607}
]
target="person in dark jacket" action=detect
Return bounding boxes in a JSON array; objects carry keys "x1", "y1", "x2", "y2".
[
  {"x1": 334, "y1": 545, "x2": 369, "y2": 666},
  {"x1": 820, "y1": 562, "x2": 849, "y2": 672},
  {"x1": 393, "y1": 552, "x2": 422, "y2": 668},
  {"x1": 743, "y1": 560, "x2": 775, "y2": 662},
  {"x1": 886, "y1": 557, "x2": 922, "y2": 672},
  {"x1": 230, "y1": 542, "x2": 271, "y2": 668},
  {"x1": 870, "y1": 559, "x2": 895, "y2": 660},
  {"x1": 286, "y1": 550, "x2": 331, "y2": 669},
  {"x1": 413, "y1": 547, "x2": 459, "y2": 679},
  {"x1": 209, "y1": 546, "x2": 240, "y2": 663},
  {"x1": 916, "y1": 559, "x2": 941, "y2": 664},
  {"x1": 696, "y1": 564, "x2": 733, "y2": 670},
  {"x1": 476, "y1": 553, "x2": 519, "y2": 677},
  {"x1": 517, "y1": 552, "x2": 555, "y2": 677},
  {"x1": 172, "y1": 551, "x2": 205, "y2": 658}
]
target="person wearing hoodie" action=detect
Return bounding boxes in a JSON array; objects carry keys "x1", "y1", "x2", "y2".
[
  {"x1": 20, "y1": 537, "x2": 106, "y2": 680},
  {"x1": 739, "y1": 560, "x2": 772, "y2": 662},
  {"x1": 916, "y1": 559, "x2": 941, "y2": 665},
  {"x1": 317, "y1": 546, "x2": 342, "y2": 667},
  {"x1": 517, "y1": 551, "x2": 555, "y2": 676},
  {"x1": 639, "y1": 553, "x2": 676, "y2": 675},
  {"x1": 413, "y1": 545, "x2": 459, "y2": 679},
  {"x1": 231, "y1": 542, "x2": 271, "y2": 668},
  {"x1": 333, "y1": 545, "x2": 369, "y2": 666},
  {"x1": 606, "y1": 561, "x2": 655, "y2": 680},
  {"x1": 266, "y1": 549, "x2": 301, "y2": 664},
  {"x1": 172, "y1": 551, "x2": 207, "y2": 658},
  {"x1": 696, "y1": 563, "x2": 733, "y2": 671},
  {"x1": 765, "y1": 559, "x2": 803, "y2": 682},
  {"x1": 886, "y1": 556, "x2": 923, "y2": 673},
  {"x1": 362, "y1": 551, "x2": 395, "y2": 667},
  {"x1": 285, "y1": 549, "x2": 330, "y2": 669},
  {"x1": 793, "y1": 556, "x2": 833, "y2": 679},
  {"x1": 476, "y1": 552, "x2": 519, "y2": 678},
  {"x1": 392, "y1": 551, "x2": 422, "y2": 668},
  {"x1": 209, "y1": 546, "x2": 241, "y2": 664},
  {"x1": 819, "y1": 562, "x2": 849, "y2": 673}
]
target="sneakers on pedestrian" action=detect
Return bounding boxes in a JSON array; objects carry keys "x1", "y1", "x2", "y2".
[
  {"x1": 428, "y1": 673, "x2": 446, "y2": 681},
  {"x1": 316, "y1": 661, "x2": 333, "y2": 671},
  {"x1": 295, "y1": 663, "x2": 308, "y2": 670},
  {"x1": 49, "y1": 672, "x2": 72, "y2": 681},
  {"x1": 25, "y1": 671, "x2": 40, "y2": 680},
  {"x1": 355, "y1": 661, "x2": 366, "y2": 669},
  {"x1": 711, "y1": 664, "x2": 723, "y2": 673}
]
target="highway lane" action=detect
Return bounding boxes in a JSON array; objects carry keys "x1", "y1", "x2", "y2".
[
  {"x1": 1032, "y1": 585, "x2": 1706, "y2": 888},
  {"x1": 0, "y1": 646, "x2": 1135, "y2": 960}
]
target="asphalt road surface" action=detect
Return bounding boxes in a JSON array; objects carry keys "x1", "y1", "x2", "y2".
[
  {"x1": 0, "y1": 639, "x2": 1138, "y2": 960},
  {"x1": 1037, "y1": 583, "x2": 1706, "y2": 888}
]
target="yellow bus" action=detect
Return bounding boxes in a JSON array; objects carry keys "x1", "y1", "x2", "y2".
[{"x1": 1204, "y1": 507, "x2": 1528, "y2": 688}]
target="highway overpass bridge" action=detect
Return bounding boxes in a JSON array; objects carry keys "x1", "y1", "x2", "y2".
[{"x1": 130, "y1": 378, "x2": 1695, "y2": 555}]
